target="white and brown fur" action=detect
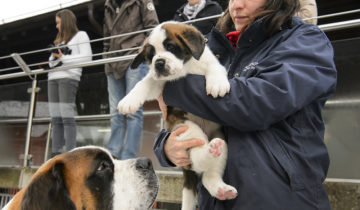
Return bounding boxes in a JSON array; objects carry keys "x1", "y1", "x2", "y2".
[
  {"x1": 117, "y1": 21, "x2": 237, "y2": 210},
  {"x1": 3, "y1": 146, "x2": 158, "y2": 210}
]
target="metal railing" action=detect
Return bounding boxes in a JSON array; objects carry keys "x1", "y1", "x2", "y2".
[{"x1": 1, "y1": 8, "x2": 360, "y2": 74}]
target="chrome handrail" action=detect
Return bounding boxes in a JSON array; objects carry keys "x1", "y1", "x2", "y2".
[
  {"x1": 0, "y1": 111, "x2": 162, "y2": 124},
  {"x1": 0, "y1": 54, "x2": 136, "y2": 80},
  {"x1": 1, "y1": 18, "x2": 360, "y2": 81}
]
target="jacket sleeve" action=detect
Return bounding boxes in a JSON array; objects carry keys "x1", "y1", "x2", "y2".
[
  {"x1": 60, "y1": 32, "x2": 93, "y2": 64},
  {"x1": 103, "y1": 8, "x2": 111, "y2": 57},
  {"x1": 163, "y1": 26, "x2": 337, "y2": 132},
  {"x1": 140, "y1": 0, "x2": 159, "y2": 36},
  {"x1": 153, "y1": 129, "x2": 176, "y2": 167}
]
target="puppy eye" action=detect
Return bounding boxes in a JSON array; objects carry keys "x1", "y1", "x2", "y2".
[
  {"x1": 97, "y1": 161, "x2": 110, "y2": 171},
  {"x1": 166, "y1": 43, "x2": 176, "y2": 51}
]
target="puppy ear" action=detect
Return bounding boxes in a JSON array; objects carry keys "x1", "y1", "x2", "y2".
[
  {"x1": 131, "y1": 50, "x2": 146, "y2": 69},
  {"x1": 131, "y1": 39, "x2": 149, "y2": 69},
  {"x1": 177, "y1": 27, "x2": 206, "y2": 60},
  {"x1": 21, "y1": 162, "x2": 76, "y2": 210}
]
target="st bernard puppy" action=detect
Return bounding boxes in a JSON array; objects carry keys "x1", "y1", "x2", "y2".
[
  {"x1": 4, "y1": 146, "x2": 158, "y2": 210},
  {"x1": 117, "y1": 21, "x2": 230, "y2": 114},
  {"x1": 117, "y1": 22, "x2": 237, "y2": 210}
]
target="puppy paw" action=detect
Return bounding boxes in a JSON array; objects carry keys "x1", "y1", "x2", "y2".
[
  {"x1": 215, "y1": 185, "x2": 237, "y2": 200},
  {"x1": 206, "y1": 74, "x2": 230, "y2": 98},
  {"x1": 117, "y1": 95, "x2": 142, "y2": 114},
  {"x1": 208, "y1": 138, "x2": 225, "y2": 157}
]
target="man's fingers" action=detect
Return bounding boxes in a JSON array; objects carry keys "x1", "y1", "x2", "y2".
[
  {"x1": 181, "y1": 138, "x2": 205, "y2": 150},
  {"x1": 176, "y1": 160, "x2": 192, "y2": 167},
  {"x1": 172, "y1": 125, "x2": 189, "y2": 136}
]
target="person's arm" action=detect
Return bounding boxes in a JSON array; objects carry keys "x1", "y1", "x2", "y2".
[
  {"x1": 295, "y1": 0, "x2": 318, "y2": 25},
  {"x1": 163, "y1": 26, "x2": 337, "y2": 132},
  {"x1": 60, "y1": 32, "x2": 92, "y2": 64},
  {"x1": 153, "y1": 129, "x2": 174, "y2": 167},
  {"x1": 103, "y1": 10, "x2": 111, "y2": 59},
  {"x1": 48, "y1": 53, "x2": 57, "y2": 67}
]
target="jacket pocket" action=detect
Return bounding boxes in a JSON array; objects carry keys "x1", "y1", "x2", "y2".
[{"x1": 260, "y1": 131, "x2": 305, "y2": 191}]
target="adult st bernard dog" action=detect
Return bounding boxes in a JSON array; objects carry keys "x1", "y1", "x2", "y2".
[
  {"x1": 117, "y1": 22, "x2": 237, "y2": 210},
  {"x1": 4, "y1": 146, "x2": 158, "y2": 210}
]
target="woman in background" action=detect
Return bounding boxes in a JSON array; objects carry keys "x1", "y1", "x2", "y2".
[{"x1": 48, "y1": 9, "x2": 92, "y2": 157}]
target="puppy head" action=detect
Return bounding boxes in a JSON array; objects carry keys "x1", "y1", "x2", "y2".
[
  {"x1": 7, "y1": 146, "x2": 158, "y2": 210},
  {"x1": 131, "y1": 21, "x2": 206, "y2": 80}
]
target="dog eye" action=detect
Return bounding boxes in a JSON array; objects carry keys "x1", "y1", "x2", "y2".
[
  {"x1": 97, "y1": 161, "x2": 110, "y2": 171},
  {"x1": 166, "y1": 43, "x2": 176, "y2": 51}
]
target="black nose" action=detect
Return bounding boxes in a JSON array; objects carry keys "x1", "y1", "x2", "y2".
[
  {"x1": 155, "y1": 59, "x2": 165, "y2": 70},
  {"x1": 136, "y1": 157, "x2": 153, "y2": 171}
]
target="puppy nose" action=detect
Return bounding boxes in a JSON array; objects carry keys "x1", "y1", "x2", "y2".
[
  {"x1": 155, "y1": 59, "x2": 165, "y2": 70},
  {"x1": 135, "y1": 158, "x2": 153, "y2": 171}
]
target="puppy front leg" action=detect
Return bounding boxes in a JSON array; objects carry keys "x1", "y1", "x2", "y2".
[
  {"x1": 117, "y1": 75, "x2": 165, "y2": 114},
  {"x1": 204, "y1": 62, "x2": 230, "y2": 98}
]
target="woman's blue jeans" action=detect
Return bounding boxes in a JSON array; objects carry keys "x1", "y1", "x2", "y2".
[
  {"x1": 48, "y1": 78, "x2": 79, "y2": 153},
  {"x1": 106, "y1": 62, "x2": 148, "y2": 159}
]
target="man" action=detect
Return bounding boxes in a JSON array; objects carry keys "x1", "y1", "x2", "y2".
[{"x1": 103, "y1": 0, "x2": 159, "y2": 159}]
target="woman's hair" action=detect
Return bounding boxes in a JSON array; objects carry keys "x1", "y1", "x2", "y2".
[
  {"x1": 216, "y1": 0, "x2": 300, "y2": 36},
  {"x1": 54, "y1": 9, "x2": 79, "y2": 44}
]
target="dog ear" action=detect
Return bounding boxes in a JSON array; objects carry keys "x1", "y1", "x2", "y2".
[
  {"x1": 177, "y1": 27, "x2": 206, "y2": 60},
  {"x1": 131, "y1": 50, "x2": 146, "y2": 69},
  {"x1": 131, "y1": 39, "x2": 149, "y2": 69},
  {"x1": 21, "y1": 162, "x2": 76, "y2": 210}
]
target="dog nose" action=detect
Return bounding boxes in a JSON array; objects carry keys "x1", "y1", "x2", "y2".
[
  {"x1": 136, "y1": 157, "x2": 153, "y2": 171},
  {"x1": 155, "y1": 59, "x2": 165, "y2": 70}
]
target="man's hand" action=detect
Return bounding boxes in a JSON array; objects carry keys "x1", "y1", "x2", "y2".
[{"x1": 164, "y1": 125, "x2": 205, "y2": 167}]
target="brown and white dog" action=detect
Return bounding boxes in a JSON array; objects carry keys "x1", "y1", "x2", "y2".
[
  {"x1": 117, "y1": 22, "x2": 237, "y2": 210},
  {"x1": 3, "y1": 146, "x2": 158, "y2": 210}
]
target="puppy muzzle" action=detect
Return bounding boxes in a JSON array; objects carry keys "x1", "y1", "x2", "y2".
[{"x1": 155, "y1": 58, "x2": 169, "y2": 77}]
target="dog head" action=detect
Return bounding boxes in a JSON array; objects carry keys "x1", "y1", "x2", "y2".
[
  {"x1": 5, "y1": 146, "x2": 158, "y2": 210},
  {"x1": 131, "y1": 21, "x2": 206, "y2": 80}
]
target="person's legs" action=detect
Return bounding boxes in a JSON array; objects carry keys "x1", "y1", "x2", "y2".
[
  {"x1": 58, "y1": 78, "x2": 79, "y2": 152},
  {"x1": 48, "y1": 79, "x2": 64, "y2": 153},
  {"x1": 121, "y1": 62, "x2": 148, "y2": 159},
  {"x1": 106, "y1": 74, "x2": 126, "y2": 159}
]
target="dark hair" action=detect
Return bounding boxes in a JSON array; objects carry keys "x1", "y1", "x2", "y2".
[
  {"x1": 54, "y1": 9, "x2": 79, "y2": 45},
  {"x1": 216, "y1": 0, "x2": 300, "y2": 36}
]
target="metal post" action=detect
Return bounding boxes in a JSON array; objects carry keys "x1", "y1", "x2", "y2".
[
  {"x1": 44, "y1": 122, "x2": 52, "y2": 162},
  {"x1": 10, "y1": 53, "x2": 38, "y2": 167},
  {"x1": 23, "y1": 75, "x2": 37, "y2": 167}
]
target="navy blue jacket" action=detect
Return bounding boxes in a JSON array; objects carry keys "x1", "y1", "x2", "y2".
[{"x1": 154, "y1": 17, "x2": 337, "y2": 210}]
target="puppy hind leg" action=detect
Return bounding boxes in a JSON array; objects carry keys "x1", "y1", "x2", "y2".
[
  {"x1": 190, "y1": 138, "x2": 226, "y2": 172},
  {"x1": 201, "y1": 170, "x2": 237, "y2": 200},
  {"x1": 182, "y1": 169, "x2": 198, "y2": 210},
  {"x1": 201, "y1": 139, "x2": 237, "y2": 200}
]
